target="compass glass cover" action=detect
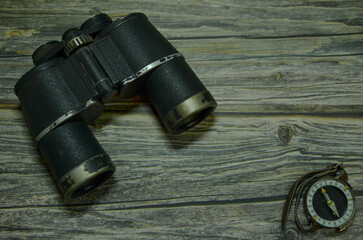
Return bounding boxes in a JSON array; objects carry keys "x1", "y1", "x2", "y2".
[{"x1": 305, "y1": 178, "x2": 356, "y2": 228}]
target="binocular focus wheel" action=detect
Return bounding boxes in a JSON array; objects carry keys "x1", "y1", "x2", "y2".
[{"x1": 62, "y1": 29, "x2": 94, "y2": 56}]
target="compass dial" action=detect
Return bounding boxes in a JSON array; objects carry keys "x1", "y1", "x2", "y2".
[{"x1": 305, "y1": 178, "x2": 356, "y2": 229}]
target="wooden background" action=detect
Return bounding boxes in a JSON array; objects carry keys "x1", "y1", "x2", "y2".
[{"x1": 1, "y1": 0, "x2": 362, "y2": 239}]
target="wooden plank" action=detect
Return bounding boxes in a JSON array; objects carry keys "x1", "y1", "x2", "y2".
[
  {"x1": 1, "y1": 0, "x2": 363, "y2": 56},
  {"x1": 0, "y1": 199, "x2": 362, "y2": 239},
  {"x1": 1, "y1": 0, "x2": 362, "y2": 39},
  {"x1": 1, "y1": 0, "x2": 362, "y2": 114},
  {"x1": 1, "y1": 24, "x2": 363, "y2": 57},
  {"x1": 0, "y1": 108, "x2": 363, "y2": 239},
  {"x1": 1, "y1": 55, "x2": 363, "y2": 113},
  {"x1": 0, "y1": 108, "x2": 362, "y2": 207}
]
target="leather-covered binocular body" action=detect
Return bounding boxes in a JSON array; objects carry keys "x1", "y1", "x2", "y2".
[{"x1": 14, "y1": 13, "x2": 217, "y2": 200}]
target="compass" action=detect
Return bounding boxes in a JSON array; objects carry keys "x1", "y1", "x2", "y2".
[
  {"x1": 281, "y1": 162, "x2": 357, "y2": 233},
  {"x1": 305, "y1": 178, "x2": 356, "y2": 232}
]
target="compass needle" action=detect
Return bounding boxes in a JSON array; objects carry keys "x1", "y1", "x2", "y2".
[{"x1": 321, "y1": 188, "x2": 340, "y2": 218}]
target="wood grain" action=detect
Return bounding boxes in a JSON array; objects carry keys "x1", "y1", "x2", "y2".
[
  {"x1": 1, "y1": 55, "x2": 363, "y2": 113},
  {"x1": 1, "y1": 199, "x2": 362, "y2": 240},
  {"x1": 1, "y1": 0, "x2": 363, "y2": 239},
  {"x1": 1, "y1": 108, "x2": 363, "y2": 239}
]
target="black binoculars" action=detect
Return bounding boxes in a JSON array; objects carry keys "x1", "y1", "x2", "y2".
[{"x1": 14, "y1": 13, "x2": 217, "y2": 200}]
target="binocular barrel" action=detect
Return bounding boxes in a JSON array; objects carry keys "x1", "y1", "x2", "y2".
[
  {"x1": 15, "y1": 57, "x2": 116, "y2": 200},
  {"x1": 14, "y1": 13, "x2": 217, "y2": 200}
]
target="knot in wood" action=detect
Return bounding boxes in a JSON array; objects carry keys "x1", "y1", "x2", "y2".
[
  {"x1": 278, "y1": 125, "x2": 293, "y2": 145},
  {"x1": 274, "y1": 72, "x2": 283, "y2": 80}
]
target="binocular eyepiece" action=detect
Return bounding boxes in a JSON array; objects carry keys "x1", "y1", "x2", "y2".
[{"x1": 14, "y1": 13, "x2": 217, "y2": 200}]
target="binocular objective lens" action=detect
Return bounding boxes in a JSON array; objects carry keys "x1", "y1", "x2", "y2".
[{"x1": 173, "y1": 106, "x2": 215, "y2": 134}]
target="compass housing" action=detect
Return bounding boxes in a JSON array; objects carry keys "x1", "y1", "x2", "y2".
[{"x1": 305, "y1": 177, "x2": 356, "y2": 232}]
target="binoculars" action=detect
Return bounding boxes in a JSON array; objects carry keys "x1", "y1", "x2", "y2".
[{"x1": 14, "y1": 13, "x2": 217, "y2": 200}]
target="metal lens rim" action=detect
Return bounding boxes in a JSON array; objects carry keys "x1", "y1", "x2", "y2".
[
  {"x1": 70, "y1": 170, "x2": 115, "y2": 198},
  {"x1": 173, "y1": 106, "x2": 215, "y2": 134}
]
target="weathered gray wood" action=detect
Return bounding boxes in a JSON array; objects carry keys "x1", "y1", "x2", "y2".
[
  {"x1": 1, "y1": 0, "x2": 363, "y2": 114},
  {"x1": 1, "y1": 0, "x2": 363, "y2": 41},
  {"x1": 2, "y1": 55, "x2": 363, "y2": 113},
  {"x1": 1, "y1": 0, "x2": 363, "y2": 57},
  {"x1": 1, "y1": 107, "x2": 363, "y2": 205},
  {"x1": 1, "y1": 199, "x2": 362, "y2": 240},
  {"x1": 2, "y1": 29, "x2": 363, "y2": 58},
  {"x1": 0, "y1": 108, "x2": 363, "y2": 239},
  {"x1": 1, "y1": 0, "x2": 363, "y2": 239}
]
